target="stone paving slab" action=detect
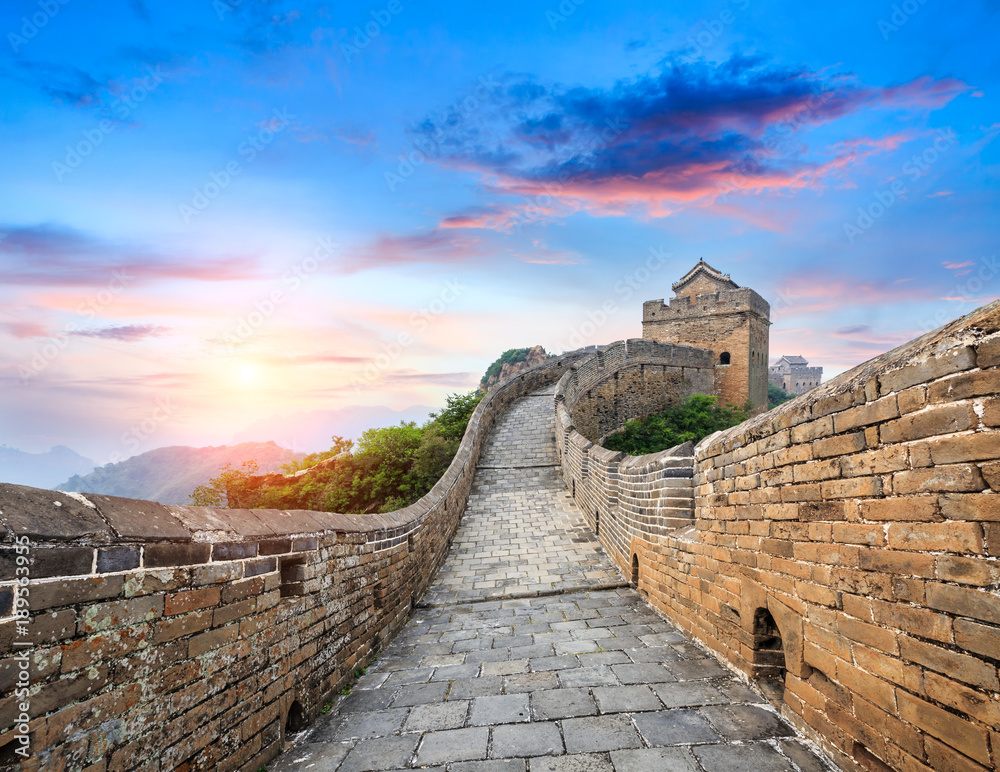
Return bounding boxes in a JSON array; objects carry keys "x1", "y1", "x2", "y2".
[
  {"x1": 273, "y1": 589, "x2": 835, "y2": 772},
  {"x1": 422, "y1": 391, "x2": 623, "y2": 606},
  {"x1": 272, "y1": 388, "x2": 837, "y2": 772}
]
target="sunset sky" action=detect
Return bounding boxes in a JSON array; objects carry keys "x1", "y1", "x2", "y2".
[{"x1": 1, "y1": 0, "x2": 998, "y2": 462}]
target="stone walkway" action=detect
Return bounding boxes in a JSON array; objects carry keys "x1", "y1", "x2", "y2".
[
  {"x1": 423, "y1": 388, "x2": 623, "y2": 606},
  {"x1": 273, "y1": 389, "x2": 835, "y2": 772}
]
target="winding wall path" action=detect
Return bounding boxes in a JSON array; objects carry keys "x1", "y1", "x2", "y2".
[{"x1": 273, "y1": 388, "x2": 833, "y2": 772}]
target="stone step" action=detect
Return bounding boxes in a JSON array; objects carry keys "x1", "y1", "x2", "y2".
[
  {"x1": 658, "y1": 497, "x2": 694, "y2": 509},
  {"x1": 658, "y1": 506, "x2": 695, "y2": 516},
  {"x1": 658, "y1": 477, "x2": 693, "y2": 488}
]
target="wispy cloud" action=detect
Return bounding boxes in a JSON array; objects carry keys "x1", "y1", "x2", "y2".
[
  {"x1": 774, "y1": 271, "x2": 936, "y2": 315},
  {"x1": 0, "y1": 224, "x2": 263, "y2": 286},
  {"x1": 514, "y1": 240, "x2": 584, "y2": 265},
  {"x1": 70, "y1": 324, "x2": 169, "y2": 342},
  {"x1": 1, "y1": 321, "x2": 50, "y2": 339},
  {"x1": 342, "y1": 229, "x2": 485, "y2": 271}
]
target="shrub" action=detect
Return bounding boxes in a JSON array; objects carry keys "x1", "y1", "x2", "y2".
[{"x1": 603, "y1": 394, "x2": 750, "y2": 455}]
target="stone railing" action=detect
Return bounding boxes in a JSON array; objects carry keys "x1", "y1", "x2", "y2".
[
  {"x1": 559, "y1": 302, "x2": 1000, "y2": 772},
  {"x1": 0, "y1": 352, "x2": 585, "y2": 772}
]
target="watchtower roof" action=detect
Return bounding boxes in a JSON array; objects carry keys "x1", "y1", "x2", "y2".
[
  {"x1": 778, "y1": 355, "x2": 809, "y2": 365},
  {"x1": 672, "y1": 259, "x2": 740, "y2": 295}
]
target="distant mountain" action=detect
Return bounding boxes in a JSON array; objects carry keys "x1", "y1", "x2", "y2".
[
  {"x1": 0, "y1": 445, "x2": 96, "y2": 489},
  {"x1": 57, "y1": 442, "x2": 304, "y2": 505},
  {"x1": 231, "y1": 405, "x2": 435, "y2": 453}
]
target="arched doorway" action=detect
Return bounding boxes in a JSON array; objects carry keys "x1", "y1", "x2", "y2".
[{"x1": 752, "y1": 607, "x2": 786, "y2": 707}]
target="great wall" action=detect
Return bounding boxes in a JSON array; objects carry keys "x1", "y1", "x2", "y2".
[{"x1": 1, "y1": 261, "x2": 998, "y2": 772}]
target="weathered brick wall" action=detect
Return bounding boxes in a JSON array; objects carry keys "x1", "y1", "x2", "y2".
[
  {"x1": 562, "y1": 299, "x2": 1000, "y2": 772},
  {"x1": 555, "y1": 340, "x2": 708, "y2": 581},
  {"x1": 561, "y1": 338, "x2": 715, "y2": 444},
  {"x1": 0, "y1": 353, "x2": 585, "y2": 772}
]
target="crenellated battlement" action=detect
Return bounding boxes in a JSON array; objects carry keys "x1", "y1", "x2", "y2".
[
  {"x1": 643, "y1": 260, "x2": 772, "y2": 411},
  {"x1": 642, "y1": 286, "x2": 771, "y2": 322}
]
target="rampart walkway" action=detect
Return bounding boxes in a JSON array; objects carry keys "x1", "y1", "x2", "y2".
[{"x1": 273, "y1": 388, "x2": 833, "y2": 772}]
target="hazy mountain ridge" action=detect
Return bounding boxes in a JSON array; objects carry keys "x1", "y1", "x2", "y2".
[
  {"x1": 0, "y1": 445, "x2": 96, "y2": 489},
  {"x1": 58, "y1": 442, "x2": 304, "y2": 505}
]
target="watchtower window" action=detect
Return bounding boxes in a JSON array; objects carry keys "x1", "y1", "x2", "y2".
[
  {"x1": 631, "y1": 554, "x2": 639, "y2": 586},
  {"x1": 719, "y1": 352, "x2": 731, "y2": 365}
]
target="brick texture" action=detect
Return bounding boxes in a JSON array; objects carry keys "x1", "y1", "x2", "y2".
[{"x1": 559, "y1": 302, "x2": 1000, "y2": 772}]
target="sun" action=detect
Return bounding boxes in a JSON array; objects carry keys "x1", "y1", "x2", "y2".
[{"x1": 239, "y1": 365, "x2": 257, "y2": 385}]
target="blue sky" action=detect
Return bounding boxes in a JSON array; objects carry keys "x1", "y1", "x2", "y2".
[{"x1": 1, "y1": 0, "x2": 998, "y2": 460}]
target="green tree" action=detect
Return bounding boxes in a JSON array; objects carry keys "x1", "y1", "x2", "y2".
[
  {"x1": 191, "y1": 391, "x2": 484, "y2": 514},
  {"x1": 280, "y1": 435, "x2": 354, "y2": 473},
  {"x1": 426, "y1": 391, "x2": 482, "y2": 440},
  {"x1": 768, "y1": 384, "x2": 796, "y2": 409},
  {"x1": 190, "y1": 460, "x2": 261, "y2": 508},
  {"x1": 603, "y1": 395, "x2": 750, "y2": 455},
  {"x1": 351, "y1": 422, "x2": 424, "y2": 509}
]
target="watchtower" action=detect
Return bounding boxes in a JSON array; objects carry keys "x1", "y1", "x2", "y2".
[{"x1": 641, "y1": 260, "x2": 771, "y2": 411}]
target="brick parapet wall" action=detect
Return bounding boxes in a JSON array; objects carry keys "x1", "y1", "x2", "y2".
[
  {"x1": 0, "y1": 353, "x2": 586, "y2": 772},
  {"x1": 554, "y1": 340, "x2": 708, "y2": 586},
  {"x1": 561, "y1": 300, "x2": 1000, "y2": 772},
  {"x1": 559, "y1": 338, "x2": 715, "y2": 444}
]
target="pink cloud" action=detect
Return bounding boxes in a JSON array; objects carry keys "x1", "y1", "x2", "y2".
[
  {"x1": 1, "y1": 320, "x2": 50, "y2": 339},
  {"x1": 773, "y1": 272, "x2": 936, "y2": 316},
  {"x1": 513, "y1": 240, "x2": 584, "y2": 265}
]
